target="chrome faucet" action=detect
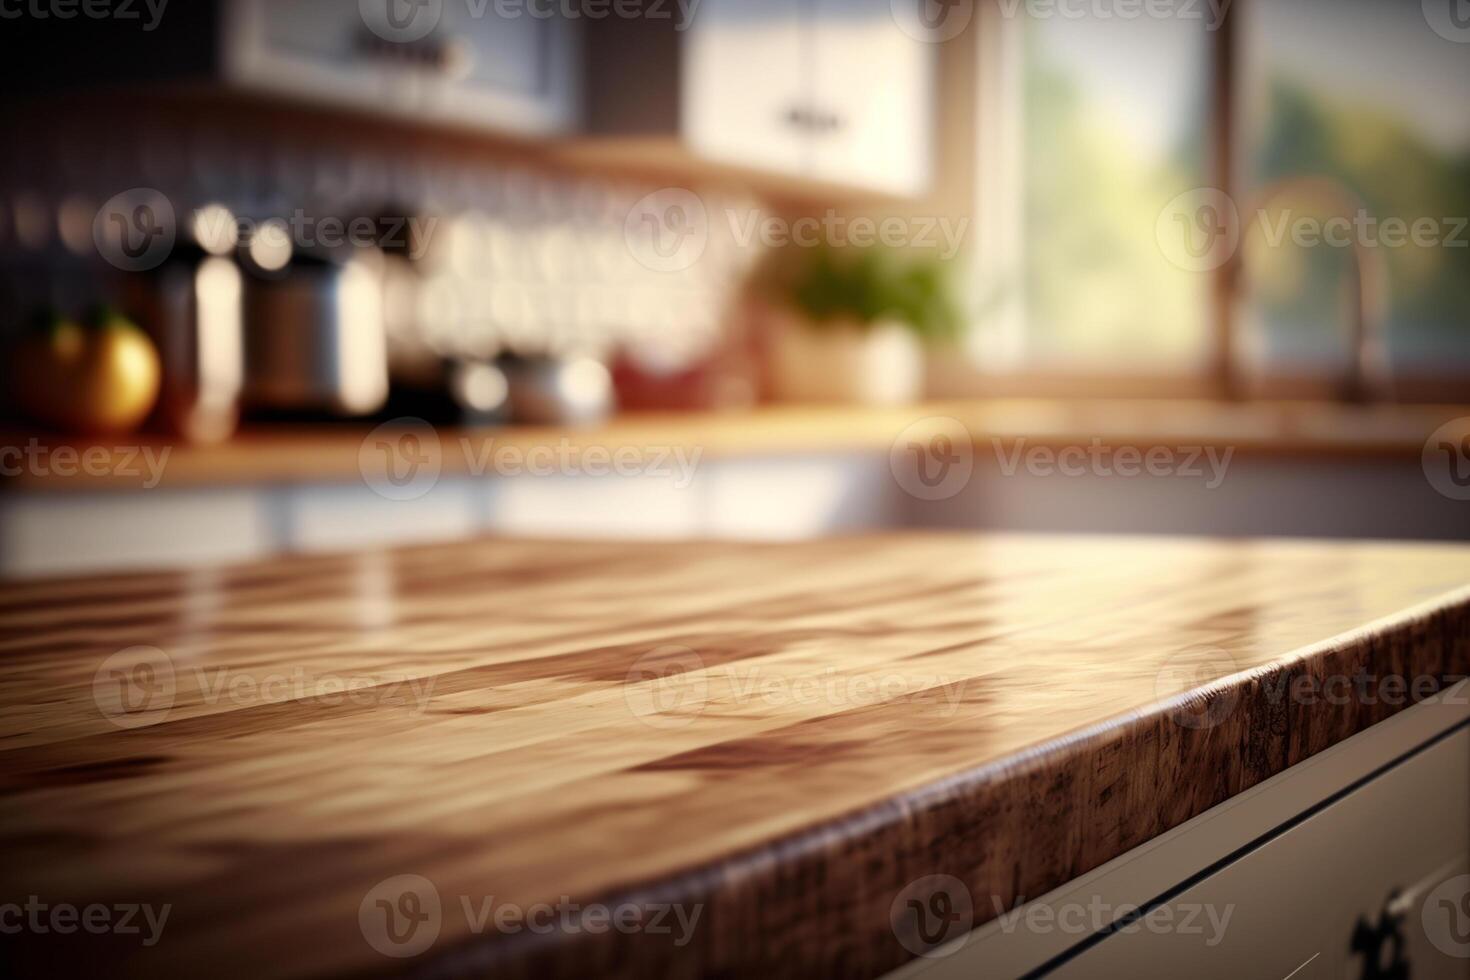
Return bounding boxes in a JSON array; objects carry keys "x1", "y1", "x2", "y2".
[{"x1": 1231, "y1": 175, "x2": 1392, "y2": 402}]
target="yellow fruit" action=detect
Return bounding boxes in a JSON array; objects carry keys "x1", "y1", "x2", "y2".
[{"x1": 12, "y1": 312, "x2": 161, "y2": 435}]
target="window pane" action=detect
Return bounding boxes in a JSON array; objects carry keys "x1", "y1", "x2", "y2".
[
  {"x1": 987, "y1": 11, "x2": 1215, "y2": 371},
  {"x1": 1240, "y1": 0, "x2": 1470, "y2": 386}
]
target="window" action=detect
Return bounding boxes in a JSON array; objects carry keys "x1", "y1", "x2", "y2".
[
  {"x1": 966, "y1": 0, "x2": 1470, "y2": 401},
  {"x1": 1239, "y1": 0, "x2": 1470, "y2": 397}
]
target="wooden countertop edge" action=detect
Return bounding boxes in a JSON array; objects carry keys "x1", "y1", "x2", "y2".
[
  {"x1": 0, "y1": 399, "x2": 1458, "y2": 492},
  {"x1": 405, "y1": 589, "x2": 1470, "y2": 980}
]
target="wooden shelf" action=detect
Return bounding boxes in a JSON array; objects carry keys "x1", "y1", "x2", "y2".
[{"x1": 0, "y1": 398, "x2": 1457, "y2": 492}]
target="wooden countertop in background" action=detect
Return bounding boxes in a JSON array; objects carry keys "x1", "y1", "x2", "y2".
[
  {"x1": 2, "y1": 533, "x2": 1469, "y2": 977},
  {"x1": 0, "y1": 398, "x2": 1460, "y2": 491}
]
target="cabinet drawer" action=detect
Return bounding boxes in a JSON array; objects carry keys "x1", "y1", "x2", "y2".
[{"x1": 1051, "y1": 728, "x2": 1470, "y2": 979}]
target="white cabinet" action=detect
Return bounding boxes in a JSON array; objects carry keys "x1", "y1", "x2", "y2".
[
  {"x1": 0, "y1": 454, "x2": 896, "y2": 577},
  {"x1": 807, "y1": 0, "x2": 933, "y2": 197},
  {"x1": 1050, "y1": 729, "x2": 1470, "y2": 980},
  {"x1": 890, "y1": 689, "x2": 1470, "y2": 980},
  {"x1": 683, "y1": 0, "x2": 808, "y2": 177},
  {"x1": 224, "y1": 0, "x2": 579, "y2": 136},
  {"x1": 593, "y1": 0, "x2": 935, "y2": 196}
]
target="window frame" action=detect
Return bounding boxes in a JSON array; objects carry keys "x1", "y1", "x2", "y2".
[{"x1": 961, "y1": 0, "x2": 1470, "y2": 406}]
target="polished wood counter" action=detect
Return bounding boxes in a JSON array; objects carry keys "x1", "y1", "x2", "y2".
[{"x1": 2, "y1": 533, "x2": 1469, "y2": 977}]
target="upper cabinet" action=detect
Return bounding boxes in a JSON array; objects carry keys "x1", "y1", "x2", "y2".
[
  {"x1": 587, "y1": 0, "x2": 935, "y2": 198},
  {"x1": 683, "y1": 0, "x2": 808, "y2": 179},
  {"x1": 804, "y1": 0, "x2": 933, "y2": 197},
  {"x1": 4, "y1": 0, "x2": 930, "y2": 196},
  {"x1": 225, "y1": 0, "x2": 580, "y2": 136}
]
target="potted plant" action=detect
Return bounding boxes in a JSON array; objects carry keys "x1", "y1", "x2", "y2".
[{"x1": 761, "y1": 246, "x2": 962, "y2": 405}]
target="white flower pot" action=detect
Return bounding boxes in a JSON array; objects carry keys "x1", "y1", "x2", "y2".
[{"x1": 769, "y1": 315, "x2": 924, "y2": 405}]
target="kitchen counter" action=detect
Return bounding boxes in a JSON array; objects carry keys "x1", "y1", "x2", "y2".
[
  {"x1": 2, "y1": 533, "x2": 1470, "y2": 977},
  {"x1": 1, "y1": 398, "x2": 1460, "y2": 491}
]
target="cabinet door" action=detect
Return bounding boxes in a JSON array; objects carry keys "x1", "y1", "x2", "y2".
[
  {"x1": 809, "y1": 0, "x2": 933, "y2": 197},
  {"x1": 225, "y1": 0, "x2": 414, "y2": 115},
  {"x1": 1050, "y1": 728, "x2": 1470, "y2": 980},
  {"x1": 683, "y1": 0, "x2": 808, "y2": 177},
  {"x1": 415, "y1": 4, "x2": 580, "y2": 135},
  {"x1": 225, "y1": 0, "x2": 577, "y2": 137}
]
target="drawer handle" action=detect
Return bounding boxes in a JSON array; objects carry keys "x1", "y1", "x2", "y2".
[
  {"x1": 781, "y1": 106, "x2": 846, "y2": 134},
  {"x1": 1350, "y1": 890, "x2": 1409, "y2": 980}
]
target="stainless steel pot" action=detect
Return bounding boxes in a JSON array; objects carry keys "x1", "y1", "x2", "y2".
[
  {"x1": 125, "y1": 244, "x2": 244, "y2": 444},
  {"x1": 241, "y1": 249, "x2": 388, "y2": 416}
]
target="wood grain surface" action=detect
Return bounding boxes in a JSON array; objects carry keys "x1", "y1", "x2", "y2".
[{"x1": 2, "y1": 533, "x2": 1469, "y2": 978}]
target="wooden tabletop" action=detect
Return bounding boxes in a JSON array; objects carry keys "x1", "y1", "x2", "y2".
[
  {"x1": 1, "y1": 398, "x2": 1457, "y2": 491},
  {"x1": 2, "y1": 533, "x2": 1469, "y2": 978}
]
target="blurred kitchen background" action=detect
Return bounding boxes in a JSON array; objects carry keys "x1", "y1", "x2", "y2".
[{"x1": 1, "y1": 0, "x2": 1469, "y2": 577}]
